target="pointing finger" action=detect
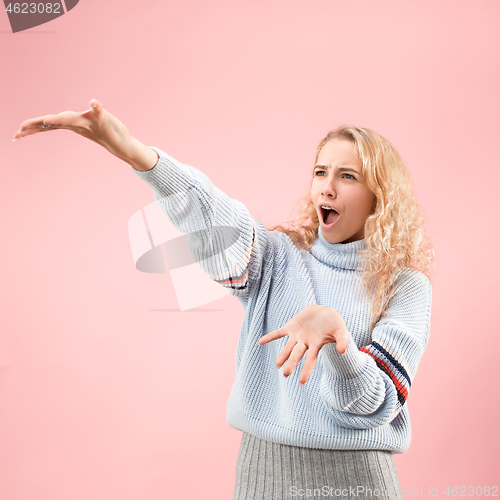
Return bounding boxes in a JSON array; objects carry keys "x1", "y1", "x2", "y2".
[{"x1": 257, "y1": 327, "x2": 287, "y2": 345}]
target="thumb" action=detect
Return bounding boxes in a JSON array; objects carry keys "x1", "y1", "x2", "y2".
[
  {"x1": 89, "y1": 99, "x2": 103, "y2": 114},
  {"x1": 335, "y1": 330, "x2": 349, "y2": 355}
]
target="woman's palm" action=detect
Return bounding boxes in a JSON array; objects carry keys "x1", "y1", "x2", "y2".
[{"x1": 258, "y1": 304, "x2": 349, "y2": 385}]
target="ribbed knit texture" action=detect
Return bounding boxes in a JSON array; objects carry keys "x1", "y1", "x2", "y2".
[
  {"x1": 131, "y1": 147, "x2": 433, "y2": 454},
  {"x1": 234, "y1": 432, "x2": 404, "y2": 499}
]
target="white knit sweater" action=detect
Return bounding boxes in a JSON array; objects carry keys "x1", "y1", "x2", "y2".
[{"x1": 131, "y1": 147, "x2": 432, "y2": 453}]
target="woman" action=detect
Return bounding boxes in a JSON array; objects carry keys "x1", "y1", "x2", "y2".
[{"x1": 14, "y1": 99, "x2": 433, "y2": 499}]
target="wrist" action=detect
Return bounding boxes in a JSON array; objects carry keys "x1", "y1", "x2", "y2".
[{"x1": 124, "y1": 136, "x2": 159, "y2": 172}]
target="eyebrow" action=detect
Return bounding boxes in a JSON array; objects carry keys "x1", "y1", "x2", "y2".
[{"x1": 314, "y1": 165, "x2": 361, "y2": 175}]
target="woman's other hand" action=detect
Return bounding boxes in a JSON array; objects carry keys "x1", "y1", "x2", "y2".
[
  {"x1": 13, "y1": 99, "x2": 158, "y2": 172},
  {"x1": 257, "y1": 304, "x2": 349, "y2": 385}
]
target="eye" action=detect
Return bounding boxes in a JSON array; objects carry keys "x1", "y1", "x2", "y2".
[
  {"x1": 314, "y1": 170, "x2": 326, "y2": 176},
  {"x1": 342, "y1": 173, "x2": 355, "y2": 179}
]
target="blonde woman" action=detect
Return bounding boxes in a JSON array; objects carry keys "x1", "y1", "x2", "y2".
[{"x1": 14, "y1": 100, "x2": 433, "y2": 500}]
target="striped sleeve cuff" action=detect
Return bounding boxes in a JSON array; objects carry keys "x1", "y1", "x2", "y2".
[{"x1": 359, "y1": 341, "x2": 411, "y2": 411}]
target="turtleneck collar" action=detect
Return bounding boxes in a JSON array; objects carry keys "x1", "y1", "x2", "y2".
[{"x1": 309, "y1": 227, "x2": 366, "y2": 271}]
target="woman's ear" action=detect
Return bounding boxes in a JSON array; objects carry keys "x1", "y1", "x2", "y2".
[{"x1": 370, "y1": 195, "x2": 377, "y2": 214}]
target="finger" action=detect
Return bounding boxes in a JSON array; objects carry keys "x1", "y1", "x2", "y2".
[
  {"x1": 14, "y1": 112, "x2": 79, "y2": 139},
  {"x1": 13, "y1": 124, "x2": 54, "y2": 140},
  {"x1": 89, "y1": 99, "x2": 102, "y2": 112},
  {"x1": 335, "y1": 330, "x2": 349, "y2": 354},
  {"x1": 275, "y1": 338, "x2": 296, "y2": 368},
  {"x1": 257, "y1": 327, "x2": 287, "y2": 345},
  {"x1": 282, "y1": 342, "x2": 307, "y2": 377},
  {"x1": 89, "y1": 98, "x2": 103, "y2": 114},
  {"x1": 298, "y1": 346, "x2": 320, "y2": 385},
  {"x1": 14, "y1": 115, "x2": 53, "y2": 138}
]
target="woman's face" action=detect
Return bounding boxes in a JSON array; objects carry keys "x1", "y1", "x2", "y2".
[{"x1": 310, "y1": 139, "x2": 376, "y2": 244}]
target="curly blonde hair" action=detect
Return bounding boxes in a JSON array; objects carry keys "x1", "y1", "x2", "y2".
[{"x1": 267, "y1": 125, "x2": 434, "y2": 333}]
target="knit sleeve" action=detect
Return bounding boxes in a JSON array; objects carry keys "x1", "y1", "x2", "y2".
[
  {"x1": 318, "y1": 269, "x2": 432, "y2": 430},
  {"x1": 129, "y1": 147, "x2": 267, "y2": 295}
]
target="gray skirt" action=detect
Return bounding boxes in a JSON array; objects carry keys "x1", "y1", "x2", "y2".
[{"x1": 233, "y1": 432, "x2": 404, "y2": 500}]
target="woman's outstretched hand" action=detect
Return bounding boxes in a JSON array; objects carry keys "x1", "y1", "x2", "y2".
[
  {"x1": 257, "y1": 304, "x2": 349, "y2": 385},
  {"x1": 13, "y1": 99, "x2": 158, "y2": 172}
]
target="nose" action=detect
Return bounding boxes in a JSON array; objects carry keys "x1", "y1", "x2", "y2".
[{"x1": 321, "y1": 177, "x2": 337, "y2": 198}]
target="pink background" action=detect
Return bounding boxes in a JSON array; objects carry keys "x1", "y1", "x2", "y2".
[{"x1": 1, "y1": 1, "x2": 499, "y2": 498}]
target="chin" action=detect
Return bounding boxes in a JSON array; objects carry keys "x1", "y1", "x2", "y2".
[
  {"x1": 322, "y1": 224, "x2": 363, "y2": 244},
  {"x1": 321, "y1": 229, "x2": 344, "y2": 244}
]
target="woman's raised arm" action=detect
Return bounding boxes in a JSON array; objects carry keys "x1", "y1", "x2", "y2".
[
  {"x1": 13, "y1": 99, "x2": 158, "y2": 172},
  {"x1": 14, "y1": 99, "x2": 268, "y2": 298}
]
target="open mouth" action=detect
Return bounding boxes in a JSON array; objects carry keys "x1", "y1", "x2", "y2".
[{"x1": 320, "y1": 205, "x2": 340, "y2": 227}]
